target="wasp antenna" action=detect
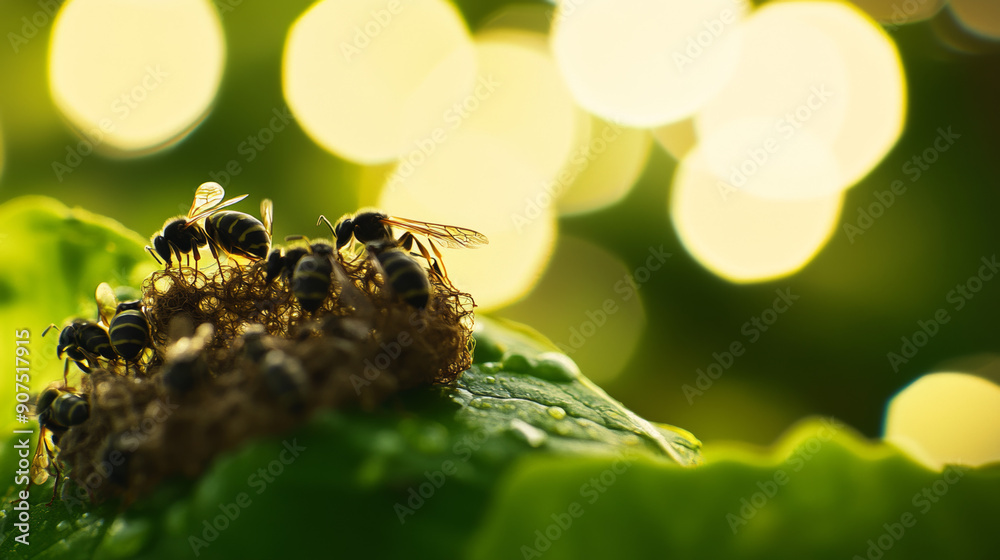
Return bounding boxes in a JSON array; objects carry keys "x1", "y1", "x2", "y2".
[
  {"x1": 145, "y1": 245, "x2": 164, "y2": 265},
  {"x1": 285, "y1": 234, "x2": 307, "y2": 242},
  {"x1": 316, "y1": 215, "x2": 336, "y2": 235},
  {"x1": 43, "y1": 323, "x2": 58, "y2": 337}
]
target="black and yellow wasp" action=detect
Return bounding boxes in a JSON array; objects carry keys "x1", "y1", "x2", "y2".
[
  {"x1": 265, "y1": 231, "x2": 371, "y2": 314},
  {"x1": 43, "y1": 319, "x2": 114, "y2": 383},
  {"x1": 320, "y1": 210, "x2": 488, "y2": 308},
  {"x1": 267, "y1": 237, "x2": 339, "y2": 313},
  {"x1": 28, "y1": 387, "x2": 90, "y2": 503},
  {"x1": 329, "y1": 209, "x2": 488, "y2": 283},
  {"x1": 147, "y1": 182, "x2": 272, "y2": 269},
  {"x1": 96, "y1": 282, "x2": 151, "y2": 374}
]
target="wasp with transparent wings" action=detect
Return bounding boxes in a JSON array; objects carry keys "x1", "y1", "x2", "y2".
[
  {"x1": 146, "y1": 182, "x2": 273, "y2": 270},
  {"x1": 27, "y1": 387, "x2": 90, "y2": 504},
  {"x1": 323, "y1": 210, "x2": 488, "y2": 284}
]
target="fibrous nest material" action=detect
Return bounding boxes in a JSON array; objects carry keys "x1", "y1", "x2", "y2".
[{"x1": 49, "y1": 252, "x2": 474, "y2": 502}]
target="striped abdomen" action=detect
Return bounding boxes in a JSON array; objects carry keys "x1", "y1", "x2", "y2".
[
  {"x1": 50, "y1": 392, "x2": 89, "y2": 427},
  {"x1": 76, "y1": 322, "x2": 114, "y2": 360},
  {"x1": 207, "y1": 211, "x2": 270, "y2": 260},
  {"x1": 292, "y1": 255, "x2": 333, "y2": 313},
  {"x1": 375, "y1": 248, "x2": 430, "y2": 309},
  {"x1": 109, "y1": 310, "x2": 149, "y2": 361}
]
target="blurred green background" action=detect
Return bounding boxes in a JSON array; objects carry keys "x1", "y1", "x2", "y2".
[{"x1": 0, "y1": 0, "x2": 998, "y2": 454}]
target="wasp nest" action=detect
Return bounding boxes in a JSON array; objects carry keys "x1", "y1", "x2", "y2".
[{"x1": 51, "y1": 255, "x2": 474, "y2": 502}]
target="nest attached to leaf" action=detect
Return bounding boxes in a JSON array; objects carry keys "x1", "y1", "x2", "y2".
[{"x1": 51, "y1": 254, "x2": 474, "y2": 502}]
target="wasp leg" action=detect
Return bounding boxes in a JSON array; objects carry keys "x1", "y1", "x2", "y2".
[
  {"x1": 45, "y1": 440, "x2": 63, "y2": 507},
  {"x1": 425, "y1": 238, "x2": 451, "y2": 285},
  {"x1": 398, "y1": 232, "x2": 414, "y2": 251},
  {"x1": 403, "y1": 233, "x2": 453, "y2": 288},
  {"x1": 167, "y1": 240, "x2": 184, "y2": 270},
  {"x1": 211, "y1": 237, "x2": 226, "y2": 270}
]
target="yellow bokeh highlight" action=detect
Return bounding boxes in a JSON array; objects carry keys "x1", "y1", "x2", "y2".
[
  {"x1": 498, "y1": 236, "x2": 646, "y2": 384},
  {"x1": 48, "y1": 0, "x2": 224, "y2": 154},
  {"x1": 378, "y1": 132, "x2": 556, "y2": 310},
  {"x1": 885, "y1": 372, "x2": 1000, "y2": 470},
  {"x1": 551, "y1": 0, "x2": 748, "y2": 127},
  {"x1": 556, "y1": 116, "x2": 652, "y2": 216},
  {"x1": 475, "y1": 9, "x2": 652, "y2": 219},
  {"x1": 652, "y1": 118, "x2": 697, "y2": 161},
  {"x1": 791, "y1": 2, "x2": 907, "y2": 190},
  {"x1": 696, "y1": 1, "x2": 905, "y2": 199},
  {"x1": 950, "y1": 0, "x2": 1000, "y2": 41},
  {"x1": 283, "y1": 0, "x2": 476, "y2": 164},
  {"x1": 846, "y1": 0, "x2": 946, "y2": 24},
  {"x1": 671, "y1": 148, "x2": 843, "y2": 283},
  {"x1": 462, "y1": 30, "x2": 583, "y2": 180}
]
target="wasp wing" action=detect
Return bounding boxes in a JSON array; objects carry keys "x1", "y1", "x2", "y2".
[
  {"x1": 381, "y1": 216, "x2": 489, "y2": 249},
  {"x1": 261, "y1": 199, "x2": 274, "y2": 238},
  {"x1": 187, "y1": 194, "x2": 250, "y2": 224},
  {"x1": 30, "y1": 432, "x2": 53, "y2": 485},
  {"x1": 186, "y1": 182, "x2": 227, "y2": 219},
  {"x1": 95, "y1": 282, "x2": 117, "y2": 326}
]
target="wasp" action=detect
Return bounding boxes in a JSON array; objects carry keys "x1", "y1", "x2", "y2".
[
  {"x1": 28, "y1": 387, "x2": 90, "y2": 503},
  {"x1": 146, "y1": 182, "x2": 247, "y2": 269},
  {"x1": 264, "y1": 245, "x2": 310, "y2": 285},
  {"x1": 326, "y1": 209, "x2": 488, "y2": 284},
  {"x1": 363, "y1": 239, "x2": 433, "y2": 309},
  {"x1": 271, "y1": 232, "x2": 370, "y2": 314},
  {"x1": 147, "y1": 182, "x2": 271, "y2": 269},
  {"x1": 43, "y1": 320, "x2": 114, "y2": 383},
  {"x1": 44, "y1": 283, "x2": 144, "y2": 381},
  {"x1": 203, "y1": 196, "x2": 273, "y2": 263},
  {"x1": 288, "y1": 239, "x2": 337, "y2": 314},
  {"x1": 96, "y1": 283, "x2": 151, "y2": 375}
]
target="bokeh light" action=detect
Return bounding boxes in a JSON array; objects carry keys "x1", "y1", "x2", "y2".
[
  {"x1": 378, "y1": 132, "x2": 556, "y2": 310},
  {"x1": 48, "y1": 0, "x2": 225, "y2": 154},
  {"x1": 461, "y1": 29, "x2": 583, "y2": 180},
  {"x1": 884, "y1": 372, "x2": 1000, "y2": 470},
  {"x1": 551, "y1": 0, "x2": 748, "y2": 127},
  {"x1": 949, "y1": 0, "x2": 1000, "y2": 41},
  {"x1": 498, "y1": 236, "x2": 646, "y2": 384},
  {"x1": 283, "y1": 0, "x2": 477, "y2": 163},
  {"x1": 556, "y1": 116, "x2": 652, "y2": 216},
  {"x1": 671, "y1": 148, "x2": 843, "y2": 282},
  {"x1": 696, "y1": 1, "x2": 905, "y2": 199}
]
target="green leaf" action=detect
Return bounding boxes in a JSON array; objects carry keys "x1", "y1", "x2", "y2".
[
  {"x1": 468, "y1": 418, "x2": 1000, "y2": 560},
  {"x1": 456, "y1": 320, "x2": 701, "y2": 464},
  {"x1": 0, "y1": 196, "x2": 155, "y2": 431}
]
